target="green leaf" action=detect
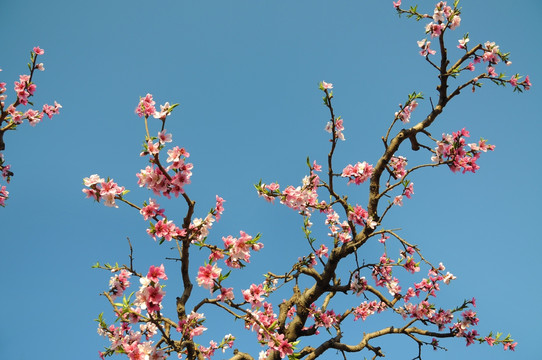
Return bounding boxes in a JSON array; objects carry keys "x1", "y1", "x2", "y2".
[{"x1": 219, "y1": 270, "x2": 231, "y2": 282}]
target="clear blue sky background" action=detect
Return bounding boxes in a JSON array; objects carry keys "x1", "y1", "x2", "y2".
[{"x1": 1, "y1": 1, "x2": 540, "y2": 359}]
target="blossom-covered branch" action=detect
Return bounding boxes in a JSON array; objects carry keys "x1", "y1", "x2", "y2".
[
  {"x1": 0, "y1": 47, "x2": 61, "y2": 206},
  {"x1": 85, "y1": 1, "x2": 526, "y2": 359}
]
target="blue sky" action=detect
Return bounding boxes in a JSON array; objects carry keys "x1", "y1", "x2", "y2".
[{"x1": 1, "y1": 1, "x2": 540, "y2": 359}]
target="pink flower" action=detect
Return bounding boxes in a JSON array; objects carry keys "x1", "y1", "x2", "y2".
[
  {"x1": 147, "y1": 264, "x2": 168, "y2": 282},
  {"x1": 146, "y1": 140, "x2": 159, "y2": 155},
  {"x1": 393, "y1": 0, "x2": 401, "y2": 9},
  {"x1": 505, "y1": 342, "x2": 517, "y2": 351},
  {"x1": 315, "y1": 244, "x2": 329, "y2": 258},
  {"x1": 0, "y1": 186, "x2": 8, "y2": 207},
  {"x1": 321, "y1": 81, "x2": 333, "y2": 90},
  {"x1": 215, "y1": 195, "x2": 225, "y2": 221},
  {"x1": 464, "y1": 330, "x2": 479, "y2": 346},
  {"x1": 426, "y1": 22, "x2": 445, "y2": 38},
  {"x1": 268, "y1": 334, "x2": 293, "y2": 359},
  {"x1": 153, "y1": 102, "x2": 171, "y2": 120},
  {"x1": 523, "y1": 75, "x2": 531, "y2": 90},
  {"x1": 157, "y1": 130, "x2": 172, "y2": 144},
  {"x1": 449, "y1": 15, "x2": 461, "y2": 30},
  {"x1": 197, "y1": 264, "x2": 221, "y2": 291},
  {"x1": 350, "y1": 272, "x2": 367, "y2": 295},
  {"x1": 83, "y1": 174, "x2": 104, "y2": 187},
  {"x1": 417, "y1": 39, "x2": 436, "y2": 56},
  {"x1": 457, "y1": 38, "x2": 469, "y2": 49},
  {"x1": 442, "y1": 272, "x2": 456, "y2": 285},
  {"x1": 404, "y1": 182, "x2": 414, "y2": 199},
  {"x1": 216, "y1": 287, "x2": 234, "y2": 301},
  {"x1": 27, "y1": 83, "x2": 36, "y2": 95},
  {"x1": 166, "y1": 146, "x2": 190, "y2": 164},
  {"x1": 33, "y1": 46, "x2": 44, "y2": 55},
  {"x1": 487, "y1": 66, "x2": 497, "y2": 77},
  {"x1": 140, "y1": 198, "x2": 164, "y2": 220}
]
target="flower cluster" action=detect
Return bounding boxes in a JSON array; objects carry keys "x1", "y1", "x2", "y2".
[
  {"x1": 374, "y1": 254, "x2": 402, "y2": 296},
  {"x1": 431, "y1": 128, "x2": 495, "y2": 173},
  {"x1": 243, "y1": 302, "x2": 294, "y2": 359},
  {"x1": 222, "y1": 231, "x2": 264, "y2": 268},
  {"x1": 395, "y1": 100, "x2": 418, "y2": 124},
  {"x1": 326, "y1": 210, "x2": 353, "y2": 243},
  {"x1": 177, "y1": 312, "x2": 207, "y2": 340},
  {"x1": 82, "y1": 174, "x2": 126, "y2": 208},
  {"x1": 313, "y1": 308, "x2": 339, "y2": 329},
  {"x1": 242, "y1": 283, "x2": 267, "y2": 308},
  {"x1": 280, "y1": 174, "x2": 320, "y2": 213},
  {"x1": 341, "y1": 161, "x2": 374, "y2": 185},
  {"x1": 256, "y1": 182, "x2": 280, "y2": 203},
  {"x1": 13, "y1": 74, "x2": 33, "y2": 106},
  {"x1": 147, "y1": 218, "x2": 184, "y2": 242},
  {"x1": 97, "y1": 265, "x2": 171, "y2": 359},
  {"x1": 509, "y1": 73, "x2": 531, "y2": 91},
  {"x1": 139, "y1": 198, "x2": 165, "y2": 220},
  {"x1": 0, "y1": 185, "x2": 7, "y2": 207},
  {"x1": 425, "y1": 1, "x2": 461, "y2": 38},
  {"x1": 482, "y1": 41, "x2": 501, "y2": 65},
  {"x1": 417, "y1": 38, "x2": 436, "y2": 57},
  {"x1": 451, "y1": 309, "x2": 479, "y2": 344},
  {"x1": 350, "y1": 271, "x2": 368, "y2": 296},
  {"x1": 137, "y1": 146, "x2": 193, "y2": 198},
  {"x1": 393, "y1": 181, "x2": 414, "y2": 207},
  {"x1": 353, "y1": 300, "x2": 386, "y2": 321},
  {"x1": 325, "y1": 116, "x2": 345, "y2": 141},
  {"x1": 135, "y1": 94, "x2": 157, "y2": 117},
  {"x1": 198, "y1": 334, "x2": 235, "y2": 360},
  {"x1": 347, "y1": 204, "x2": 377, "y2": 229},
  {"x1": 389, "y1": 156, "x2": 407, "y2": 178},
  {"x1": 97, "y1": 321, "x2": 165, "y2": 360},
  {"x1": 108, "y1": 269, "x2": 131, "y2": 299},
  {"x1": 134, "y1": 275, "x2": 166, "y2": 314}
]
